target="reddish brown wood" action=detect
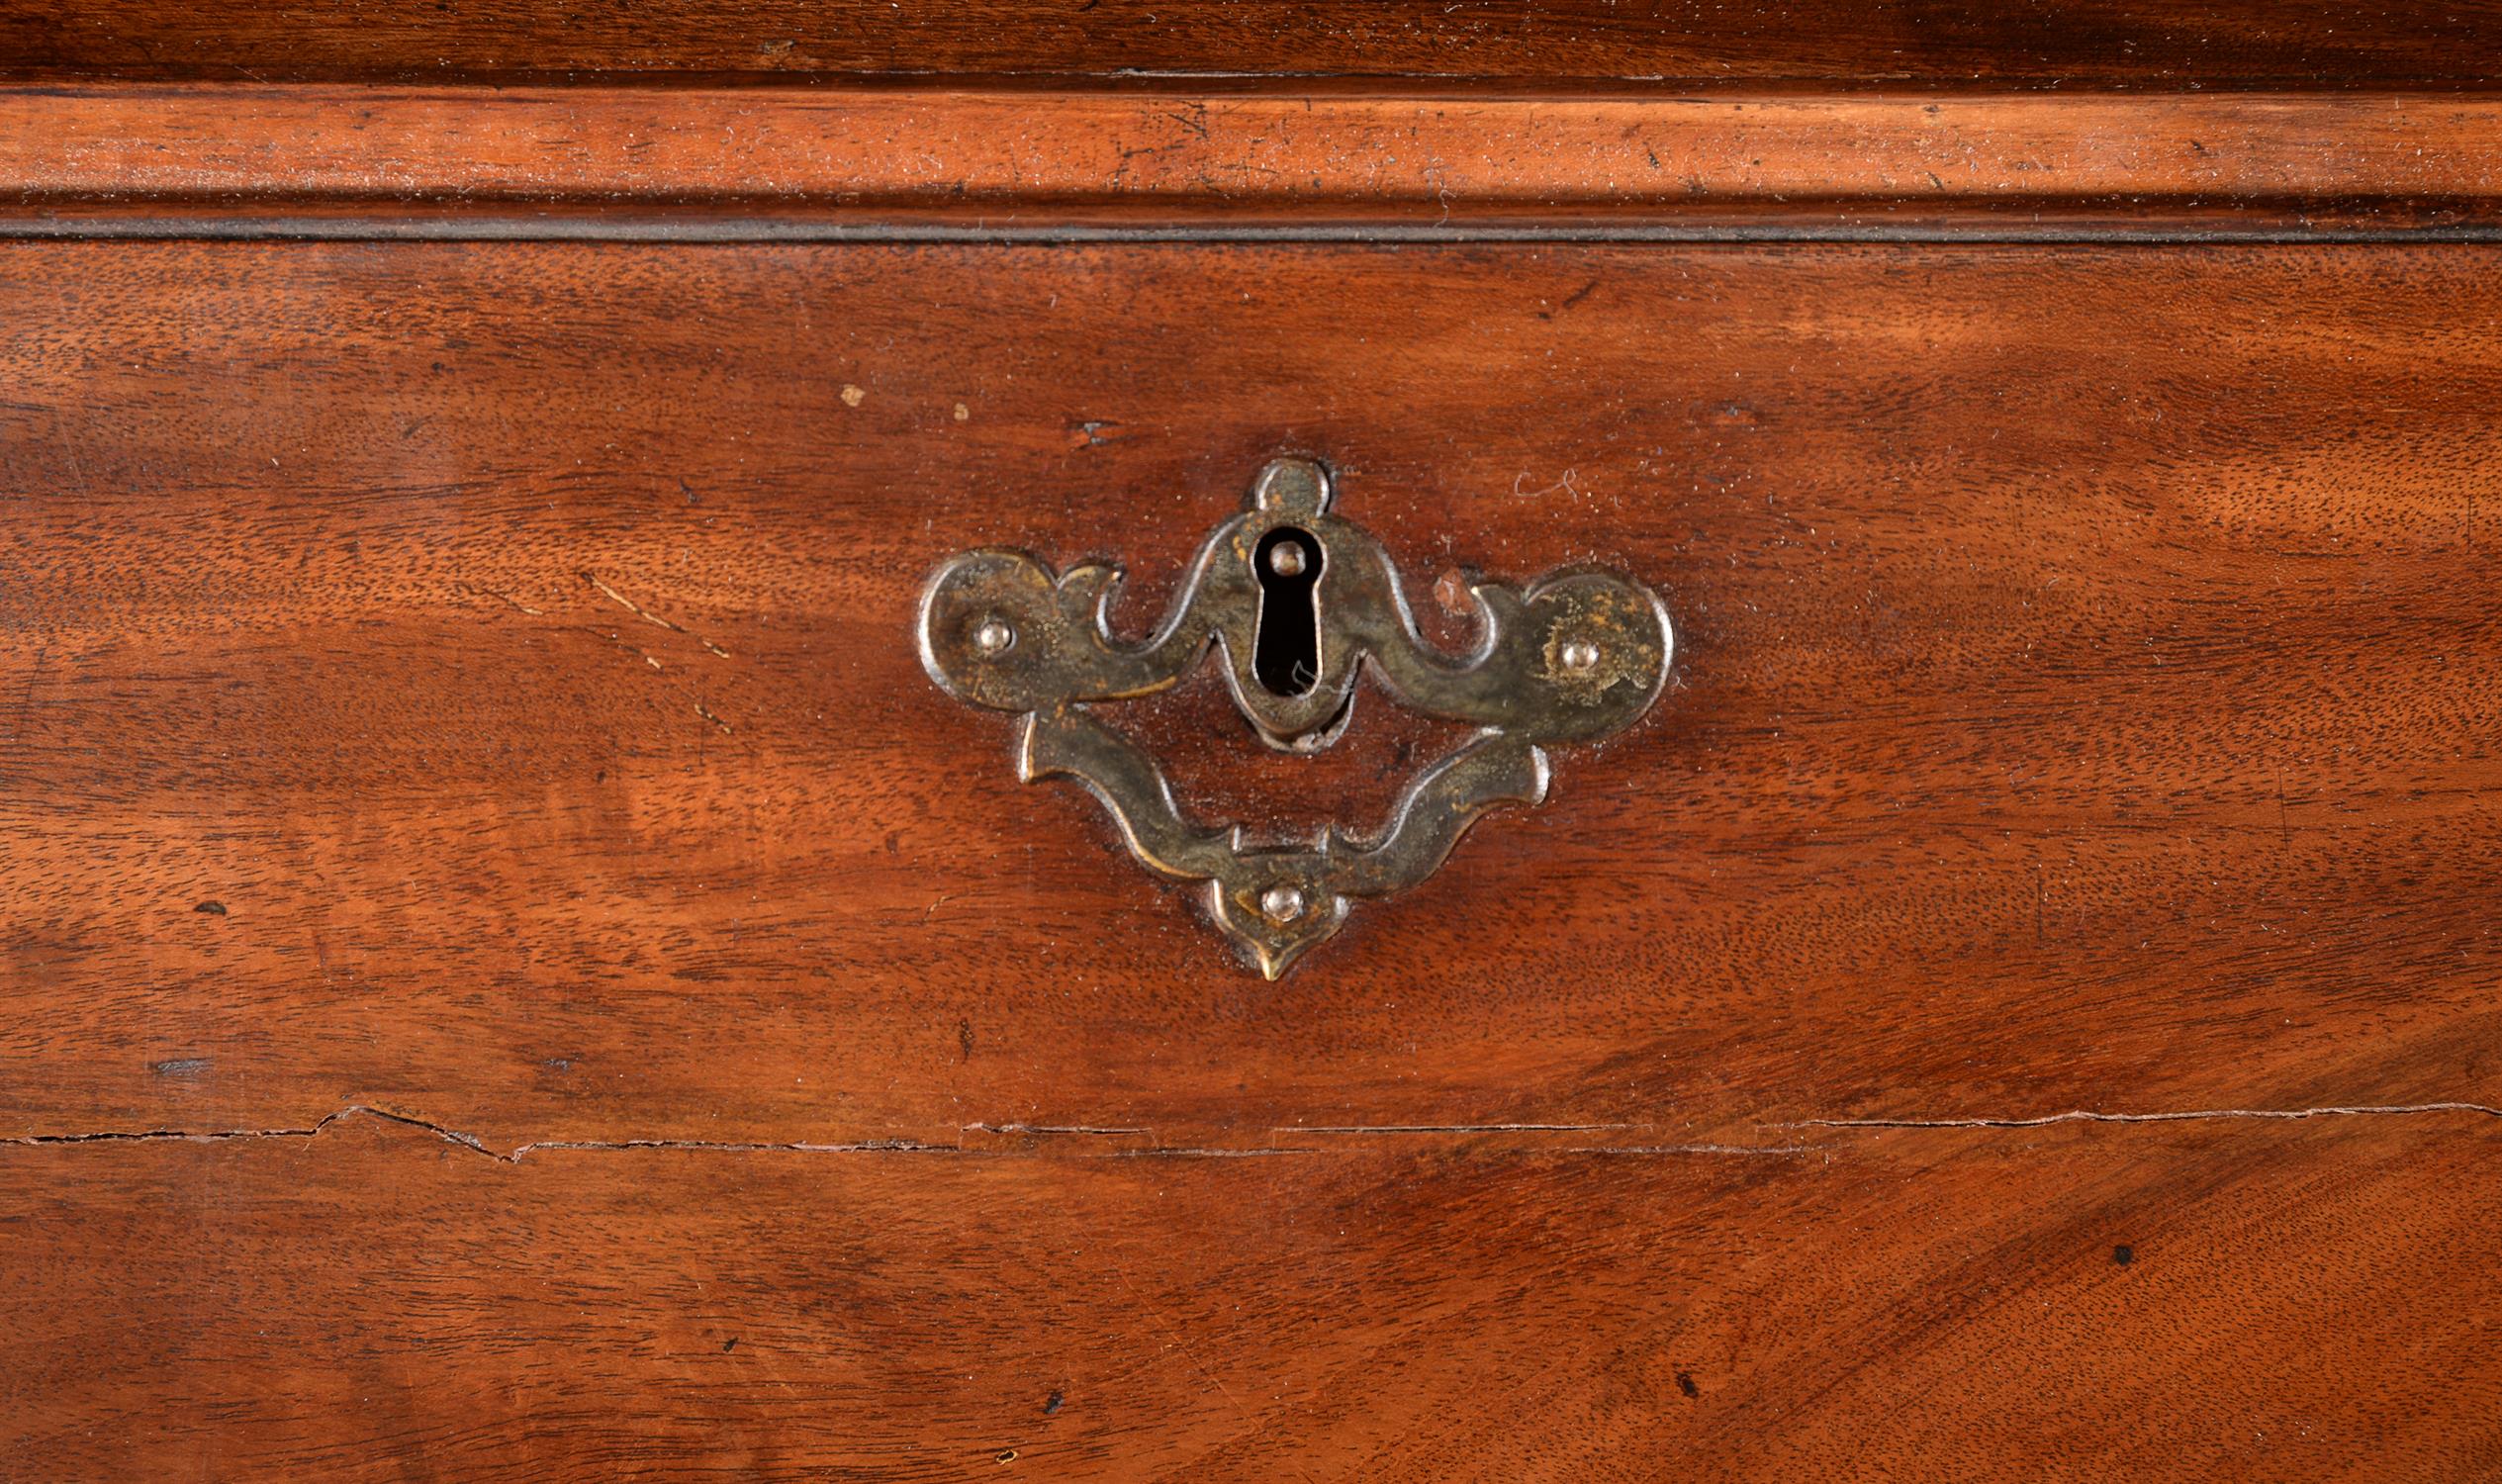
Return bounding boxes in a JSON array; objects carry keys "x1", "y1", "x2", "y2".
[
  {"x1": 4, "y1": 80, "x2": 2501, "y2": 1464},
  {"x1": 3, "y1": 0, "x2": 2501, "y2": 87},
  {"x1": 1, "y1": 238, "x2": 2496, "y2": 1158},
  {"x1": 3, "y1": 85, "x2": 2500, "y2": 236},
  {"x1": 3, "y1": 1113, "x2": 2497, "y2": 1479}
]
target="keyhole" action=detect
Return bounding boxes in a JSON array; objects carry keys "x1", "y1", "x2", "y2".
[{"x1": 1251, "y1": 527, "x2": 1324, "y2": 696}]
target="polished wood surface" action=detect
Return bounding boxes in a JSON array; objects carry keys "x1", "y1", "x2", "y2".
[
  {"x1": 4, "y1": 0, "x2": 2501, "y2": 87},
  {"x1": 4, "y1": 92, "x2": 2501, "y2": 1474},
  {"x1": 6, "y1": 85, "x2": 2501, "y2": 239},
  {"x1": 4, "y1": 238, "x2": 2496, "y2": 1142},
  {"x1": 6, "y1": 1114, "x2": 2498, "y2": 1480}
]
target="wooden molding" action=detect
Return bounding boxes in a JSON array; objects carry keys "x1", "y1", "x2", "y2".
[
  {"x1": 4, "y1": 84, "x2": 2499, "y2": 238},
  {"x1": 4, "y1": 0, "x2": 2501, "y2": 87}
]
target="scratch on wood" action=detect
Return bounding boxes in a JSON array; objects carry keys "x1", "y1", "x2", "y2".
[
  {"x1": 577, "y1": 625, "x2": 663, "y2": 669},
  {"x1": 5, "y1": 645, "x2": 46, "y2": 753},
  {"x1": 1779, "y1": 1102, "x2": 2502, "y2": 1129},
  {"x1": 456, "y1": 582, "x2": 543, "y2": 616},
  {"x1": 1283, "y1": 1122, "x2": 1645, "y2": 1134},
  {"x1": 1098, "y1": 1251, "x2": 1293, "y2": 1474},
  {"x1": 583, "y1": 570, "x2": 732, "y2": 656},
  {"x1": 584, "y1": 570, "x2": 682, "y2": 631},
  {"x1": 966, "y1": 1123, "x2": 1152, "y2": 1138},
  {"x1": 1511, "y1": 468, "x2": 1585, "y2": 500}
]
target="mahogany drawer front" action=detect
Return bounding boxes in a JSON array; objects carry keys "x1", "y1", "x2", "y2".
[{"x1": 4, "y1": 237, "x2": 2499, "y2": 1477}]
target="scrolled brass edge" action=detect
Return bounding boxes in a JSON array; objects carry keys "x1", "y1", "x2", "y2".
[{"x1": 916, "y1": 456, "x2": 1674, "y2": 977}]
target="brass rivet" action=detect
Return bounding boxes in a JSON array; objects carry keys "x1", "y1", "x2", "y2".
[
  {"x1": 1560, "y1": 639, "x2": 1601, "y2": 674},
  {"x1": 973, "y1": 617, "x2": 1016, "y2": 656},
  {"x1": 1265, "y1": 542, "x2": 1308, "y2": 578},
  {"x1": 1259, "y1": 884, "x2": 1306, "y2": 923}
]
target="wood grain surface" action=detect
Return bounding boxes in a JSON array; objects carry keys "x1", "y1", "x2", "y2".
[
  {"x1": 5, "y1": 1114, "x2": 2499, "y2": 1480},
  {"x1": 4, "y1": 0, "x2": 2501, "y2": 87},
  {"x1": 2, "y1": 236, "x2": 2498, "y2": 1475},
  {"x1": 6, "y1": 85, "x2": 2500, "y2": 239}
]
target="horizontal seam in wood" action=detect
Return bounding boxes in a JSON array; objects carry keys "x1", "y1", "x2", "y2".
[
  {"x1": 1778, "y1": 1103, "x2": 2502, "y2": 1129},
  {"x1": 3, "y1": 1104, "x2": 2493, "y2": 1162}
]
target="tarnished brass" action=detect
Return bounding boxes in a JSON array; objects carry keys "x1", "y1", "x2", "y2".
[{"x1": 918, "y1": 457, "x2": 1674, "y2": 977}]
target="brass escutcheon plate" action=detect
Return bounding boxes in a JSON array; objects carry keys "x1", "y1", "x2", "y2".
[{"x1": 917, "y1": 457, "x2": 1674, "y2": 977}]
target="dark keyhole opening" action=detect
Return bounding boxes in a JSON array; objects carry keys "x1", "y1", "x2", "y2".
[{"x1": 1251, "y1": 527, "x2": 1325, "y2": 696}]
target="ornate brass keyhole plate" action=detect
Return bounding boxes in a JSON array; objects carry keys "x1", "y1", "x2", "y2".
[{"x1": 917, "y1": 457, "x2": 1674, "y2": 977}]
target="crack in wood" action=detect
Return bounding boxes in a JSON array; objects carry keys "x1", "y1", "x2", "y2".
[
  {"x1": 4, "y1": 1102, "x2": 2493, "y2": 1163},
  {"x1": 1777, "y1": 1102, "x2": 2502, "y2": 1129}
]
